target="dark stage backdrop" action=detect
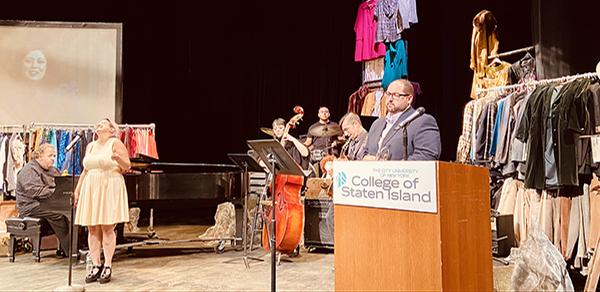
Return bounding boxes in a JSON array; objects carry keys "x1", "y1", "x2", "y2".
[{"x1": 1, "y1": 1, "x2": 596, "y2": 163}]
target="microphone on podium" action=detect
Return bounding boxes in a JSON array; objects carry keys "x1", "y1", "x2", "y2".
[{"x1": 397, "y1": 107, "x2": 426, "y2": 129}]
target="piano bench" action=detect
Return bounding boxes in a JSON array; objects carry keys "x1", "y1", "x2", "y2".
[{"x1": 6, "y1": 217, "x2": 54, "y2": 263}]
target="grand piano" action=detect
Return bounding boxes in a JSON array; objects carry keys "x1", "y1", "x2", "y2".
[
  {"x1": 54, "y1": 161, "x2": 243, "y2": 225},
  {"x1": 125, "y1": 162, "x2": 242, "y2": 201},
  {"x1": 125, "y1": 161, "x2": 242, "y2": 225}
]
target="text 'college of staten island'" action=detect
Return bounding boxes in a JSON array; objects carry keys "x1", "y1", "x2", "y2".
[{"x1": 337, "y1": 174, "x2": 432, "y2": 203}]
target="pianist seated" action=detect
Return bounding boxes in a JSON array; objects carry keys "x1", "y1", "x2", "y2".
[{"x1": 15, "y1": 143, "x2": 70, "y2": 257}]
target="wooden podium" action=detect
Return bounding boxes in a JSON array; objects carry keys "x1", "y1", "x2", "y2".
[{"x1": 334, "y1": 161, "x2": 492, "y2": 291}]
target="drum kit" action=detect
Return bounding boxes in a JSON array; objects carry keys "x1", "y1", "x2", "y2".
[
  {"x1": 260, "y1": 127, "x2": 275, "y2": 137},
  {"x1": 260, "y1": 124, "x2": 344, "y2": 143},
  {"x1": 308, "y1": 124, "x2": 344, "y2": 162},
  {"x1": 308, "y1": 124, "x2": 343, "y2": 138}
]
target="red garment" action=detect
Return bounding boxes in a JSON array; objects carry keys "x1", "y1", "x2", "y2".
[
  {"x1": 348, "y1": 85, "x2": 369, "y2": 114},
  {"x1": 354, "y1": 0, "x2": 386, "y2": 62},
  {"x1": 147, "y1": 130, "x2": 159, "y2": 159},
  {"x1": 119, "y1": 129, "x2": 129, "y2": 154},
  {"x1": 127, "y1": 128, "x2": 137, "y2": 158}
]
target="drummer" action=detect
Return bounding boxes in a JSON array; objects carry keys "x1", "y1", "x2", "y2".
[{"x1": 303, "y1": 106, "x2": 341, "y2": 159}]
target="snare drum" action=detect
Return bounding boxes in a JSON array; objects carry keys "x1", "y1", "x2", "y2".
[{"x1": 310, "y1": 149, "x2": 325, "y2": 162}]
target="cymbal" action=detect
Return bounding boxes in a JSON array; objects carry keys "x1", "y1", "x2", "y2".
[
  {"x1": 260, "y1": 127, "x2": 275, "y2": 137},
  {"x1": 309, "y1": 124, "x2": 342, "y2": 137}
]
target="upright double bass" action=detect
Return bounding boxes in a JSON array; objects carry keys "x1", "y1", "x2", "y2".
[{"x1": 263, "y1": 106, "x2": 305, "y2": 254}]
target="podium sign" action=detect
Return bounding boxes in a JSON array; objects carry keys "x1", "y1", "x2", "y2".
[
  {"x1": 334, "y1": 162, "x2": 492, "y2": 291},
  {"x1": 333, "y1": 161, "x2": 437, "y2": 213}
]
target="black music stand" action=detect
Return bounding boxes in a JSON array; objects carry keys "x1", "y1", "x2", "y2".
[
  {"x1": 227, "y1": 153, "x2": 266, "y2": 268},
  {"x1": 246, "y1": 139, "x2": 304, "y2": 292}
]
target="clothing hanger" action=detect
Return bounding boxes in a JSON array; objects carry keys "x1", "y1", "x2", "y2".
[
  {"x1": 520, "y1": 52, "x2": 534, "y2": 61},
  {"x1": 488, "y1": 57, "x2": 503, "y2": 67}
]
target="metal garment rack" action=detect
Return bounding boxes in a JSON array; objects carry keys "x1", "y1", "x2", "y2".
[
  {"x1": 30, "y1": 122, "x2": 94, "y2": 129},
  {"x1": 363, "y1": 79, "x2": 382, "y2": 89},
  {"x1": 30, "y1": 122, "x2": 155, "y2": 130},
  {"x1": 476, "y1": 71, "x2": 599, "y2": 94},
  {"x1": 487, "y1": 45, "x2": 535, "y2": 60},
  {"x1": 0, "y1": 125, "x2": 27, "y2": 133}
]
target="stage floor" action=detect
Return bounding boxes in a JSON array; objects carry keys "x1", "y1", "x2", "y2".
[
  {"x1": 0, "y1": 225, "x2": 334, "y2": 291},
  {"x1": 1, "y1": 224, "x2": 553, "y2": 291}
]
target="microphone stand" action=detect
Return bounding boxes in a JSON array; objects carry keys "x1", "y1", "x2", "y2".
[
  {"x1": 398, "y1": 107, "x2": 426, "y2": 161},
  {"x1": 54, "y1": 136, "x2": 84, "y2": 292},
  {"x1": 267, "y1": 153, "x2": 277, "y2": 292},
  {"x1": 402, "y1": 126, "x2": 408, "y2": 161}
]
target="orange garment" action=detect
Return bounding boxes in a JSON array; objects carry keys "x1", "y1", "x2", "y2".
[
  {"x1": 147, "y1": 130, "x2": 159, "y2": 159},
  {"x1": 482, "y1": 61, "x2": 510, "y2": 89},
  {"x1": 361, "y1": 91, "x2": 376, "y2": 116},
  {"x1": 379, "y1": 95, "x2": 388, "y2": 117},
  {"x1": 470, "y1": 10, "x2": 499, "y2": 99},
  {"x1": 590, "y1": 175, "x2": 600, "y2": 252},
  {"x1": 135, "y1": 129, "x2": 146, "y2": 156},
  {"x1": 34, "y1": 128, "x2": 44, "y2": 152}
]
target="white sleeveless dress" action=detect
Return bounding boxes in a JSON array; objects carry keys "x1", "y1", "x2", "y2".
[{"x1": 75, "y1": 138, "x2": 129, "y2": 226}]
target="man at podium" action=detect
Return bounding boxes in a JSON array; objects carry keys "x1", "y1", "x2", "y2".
[{"x1": 363, "y1": 79, "x2": 441, "y2": 160}]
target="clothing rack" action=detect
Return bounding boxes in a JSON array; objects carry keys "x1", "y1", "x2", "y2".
[
  {"x1": 366, "y1": 81, "x2": 382, "y2": 89},
  {"x1": 476, "y1": 71, "x2": 599, "y2": 94},
  {"x1": 0, "y1": 125, "x2": 27, "y2": 133},
  {"x1": 0, "y1": 125, "x2": 26, "y2": 129},
  {"x1": 487, "y1": 45, "x2": 535, "y2": 60},
  {"x1": 363, "y1": 79, "x2": 382, "y2": 89},
  {"x1": 120, "y1": 123, "x2": 156, "y2": 130},
  {"x1": 30, "y1": 122, "x2": 94, "y2": 129},
  {"x1": 29, "y1": 122, "x2": 155, "y2": 130}
]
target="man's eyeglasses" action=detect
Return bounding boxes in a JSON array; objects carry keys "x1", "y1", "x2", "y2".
[{"x1": 384, "y1": 91, "x2": 411, "y2": 99}]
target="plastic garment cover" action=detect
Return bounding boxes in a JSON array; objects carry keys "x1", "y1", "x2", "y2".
[
  {"x1": 197, "y1": 202, "x2": 236, "y2": 248},
  {"x1": 510, "y1": 223, "x2": 574, "y2": 291}
]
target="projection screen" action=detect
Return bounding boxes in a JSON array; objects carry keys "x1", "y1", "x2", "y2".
[{"x1": 0, "y1": 21, "x2": 122, "y2": 124}]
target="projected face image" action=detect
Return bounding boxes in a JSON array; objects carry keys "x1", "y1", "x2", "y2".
[{"x1": 22, "y1": 50, "x2": 47, "y2": 80}]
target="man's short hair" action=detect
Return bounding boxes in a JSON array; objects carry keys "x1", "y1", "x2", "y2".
[
  {"x1": 33, "y1": 143, "x2": 55, "y2": 159},
  {"x1": 390, "y1": 79, "x2": 414, "y2": 96},
  {"x1": 272, "y1": 118, "x2": 285, "y2": 128},
  {"x1": 340, "y1": 112, "x2": 362, "y2": 126}
]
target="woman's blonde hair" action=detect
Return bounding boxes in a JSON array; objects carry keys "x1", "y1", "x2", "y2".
[{"x1": 102, "y1": 118, "x2": 120, "y2": 138}]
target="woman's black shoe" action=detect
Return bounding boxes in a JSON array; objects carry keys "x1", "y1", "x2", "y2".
[
  {"x1": 98, "y1": 266, "x2": 112, "y2": 284},
  {"x1": 85, "y1": 265, "x2": 103, "y2": 283}
]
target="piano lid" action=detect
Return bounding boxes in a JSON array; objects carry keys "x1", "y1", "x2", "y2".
[{"x1": 131, "y1": 162, "x2": 241, "y2": 173}]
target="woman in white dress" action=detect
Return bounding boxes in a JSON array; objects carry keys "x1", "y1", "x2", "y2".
[{"x1": 74, "y1": 118, "x2": 130, "y2": 284}]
